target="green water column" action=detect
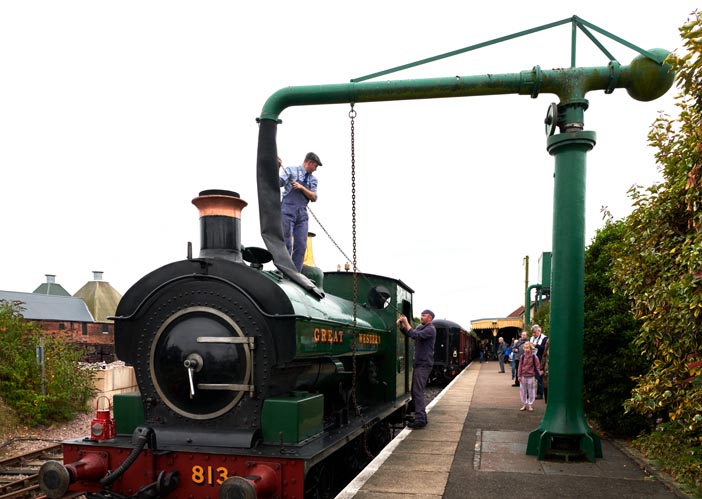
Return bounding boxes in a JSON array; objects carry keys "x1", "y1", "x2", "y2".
[
  {"x1": 526, "y1": 49, "x2": 674, "y2": 461},
  {"x1": 526, "y1": 102, "x2": 601, "y2": 461}
]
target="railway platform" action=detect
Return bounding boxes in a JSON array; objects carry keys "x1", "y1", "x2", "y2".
[{"x1": 335, "y1": 361, "x2": 689, "y2": 499}]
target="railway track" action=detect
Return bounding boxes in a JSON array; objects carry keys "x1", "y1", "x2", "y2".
[
  {"x1": 0, "y1": 385, "x2": 448, "y2": 499},
  {"x1": 0, "y1": 444, "x2": 72, "y2": 499}
]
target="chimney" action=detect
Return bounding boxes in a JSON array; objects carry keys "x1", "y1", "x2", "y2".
[
  {"x1": 191, "y1": 190, "x2": 248, "y2": 262},
  {"x1": 45, "y1": 274, "x2": 56, "y2": 295},
  {"x1": 93, "y1": 271, "x2": 104, "y2": 281}
]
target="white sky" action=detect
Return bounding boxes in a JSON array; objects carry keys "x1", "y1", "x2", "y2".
[{"x1": 0, "y1": 1, "x2": 696, "y2": 327}]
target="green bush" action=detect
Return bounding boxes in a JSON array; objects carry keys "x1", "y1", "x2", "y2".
[
  {"x1": 531, "y1": 301, "x2": 549, "y2": 335},
  {"x1": 606, "y1": 14, "x2": 702, "y2": 494},
  {"x1": 0, "y1": 300, "x2": 96, "y2": 426},
  {"x1": 634, "y1": 422, "x2": 702, "y2": 497},
  {"x1": 583, "y1": 220, "x2": 649, "y2": 437}
]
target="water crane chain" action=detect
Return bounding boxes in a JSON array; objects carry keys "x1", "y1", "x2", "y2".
[
  {"x1": 307, "y1": 105, "x2": 389, "y2": 455},
  {"x1": 307, "y1": 211, "x2": 402, "y2": 317},
  {"x1": 349, "y1": 104, "x2": 360, "y2": 416},
  {"x1": 308, "y1": 209, "x2": 352, "y2": 264},
  {"x1": 307, "y1": 206, "x2": 403, "y2": 321}
]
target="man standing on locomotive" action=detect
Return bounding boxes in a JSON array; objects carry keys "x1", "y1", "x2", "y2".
[
  {"x1": 279, "y1": 152, "x2": 322, "y2": 271},
  {"x1": 397, "y1": 310, "x2": 436, "y2": 429}
]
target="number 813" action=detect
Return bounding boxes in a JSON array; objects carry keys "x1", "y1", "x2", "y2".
[{"x1": 192, "y1": 465, "x2": 230, "y2": 486}]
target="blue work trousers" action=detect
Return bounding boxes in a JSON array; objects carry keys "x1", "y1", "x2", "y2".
[
  {"x1": 281, "y1": 205, "x2": 308, "y2": 271},
  {"x1": 411, "y1": 364, "x2": 432, "y2": 425}
]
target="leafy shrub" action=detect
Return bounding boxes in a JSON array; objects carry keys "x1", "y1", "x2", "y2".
[
  {"x1": 583, "y1": 220, "x2": 649, "y2": 436},
  {"x1": 531, "y1": 301, "x2": 550, "y2": 335},
  {"x1": 604, "y1": 11, "x2": 702, "y2": 494},
  {"x1": 634, "y1": 422, "x2": 702, "y2": 497},
  {"x1": 0, "y1": 300, "x2": 96, "y2": 426},
  {"x1": 609, "y1": 10, "x2": 702, "y2": 444}
]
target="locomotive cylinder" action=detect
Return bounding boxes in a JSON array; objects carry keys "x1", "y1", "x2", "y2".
[
  {"x1": 39, "y1": 453, "x2": 107, "y2": 499},
  {"x1": 218, "y1": 464, "x2": 278, "y2": 499}
]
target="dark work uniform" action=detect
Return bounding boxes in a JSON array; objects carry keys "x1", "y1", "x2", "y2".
[
  {"x1": 279, "y1": 165, "x2": 318, "y2": 271},
  {"x1": 401, "y1": 322, "x2": 436, "y2": 425}
]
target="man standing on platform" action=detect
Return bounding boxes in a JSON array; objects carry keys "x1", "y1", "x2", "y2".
[
  {"x1": 497, "y1": 336, "x2": 507, "y2": 373},
  {"x1": 529, "y1": 324, "x2": 548, "y2": 399},
  {"x1": 397, "y1": 310, "x2": 436, "y2": 429}
]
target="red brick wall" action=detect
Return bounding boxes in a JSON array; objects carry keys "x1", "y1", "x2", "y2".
[{"x1": 36, "y1": 320, "x2": 116, "y2": 363}]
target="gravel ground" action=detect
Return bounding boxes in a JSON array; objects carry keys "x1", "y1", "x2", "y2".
[{"x1": 0, "y1": 412, "x2": 93, "y2": 459}]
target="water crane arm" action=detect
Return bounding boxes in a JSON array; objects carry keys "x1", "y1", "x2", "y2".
[
  {"x1": 256, "y1": 51, "x2": 673, "y2": 292},
  {"x1": 259, "y1": 52, "x2": 673, "y2": 123}
]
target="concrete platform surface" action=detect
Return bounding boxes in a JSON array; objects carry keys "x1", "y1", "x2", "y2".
[{"x1": 336, "y1": 361, "x2": 690, "y2": 499}]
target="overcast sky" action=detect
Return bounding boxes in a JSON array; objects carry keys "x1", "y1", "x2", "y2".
[{"x1": 0, "y1": 1, "x2": 695, "y2": 327}]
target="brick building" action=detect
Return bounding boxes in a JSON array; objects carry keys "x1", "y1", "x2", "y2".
[{"x1": 1, "y1": 272, "x2": 122, "y2": 363}]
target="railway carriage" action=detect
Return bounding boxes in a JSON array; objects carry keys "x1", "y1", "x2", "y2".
[{"x1": 430, "y1": 319, "x2": 476, "y2": 384}]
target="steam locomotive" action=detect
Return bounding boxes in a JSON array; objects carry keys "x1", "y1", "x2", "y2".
[{"x1": 39, "y1": 190, "x2": 415, "y2": 499}]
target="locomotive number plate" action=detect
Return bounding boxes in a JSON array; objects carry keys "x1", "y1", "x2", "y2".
[{"x1": 192, "y1": 465, "x2": 230, "y2": 486}]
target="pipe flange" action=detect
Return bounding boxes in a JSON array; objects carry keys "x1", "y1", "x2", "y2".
[
  {"x1": 606, "y1": 60, "x2": 621, "y2": 94},
  {"x1": 531, "y1": 65, "x2": 542, "y2": 99}
]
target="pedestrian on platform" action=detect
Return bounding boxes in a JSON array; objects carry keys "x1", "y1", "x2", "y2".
[
  {"x1": 397, "y1": 310, "x2": 436, "y2": 429},
  {"x1": 509, "y1": 344, "x2": 518, "y2": 381},
  {"x1": 539, "y1": 337, "x2": 550, "y2": 403},
  {"x1": 518, "y1": 342, "x2": 541, "y2": 412},
  {"x1": 497, "y1": 336, "x2": 507, "y2": 373},
  {"x1": 529, "y1": 324, "x2": 548, "y2": 399},
  {"x1": 512, "y1": 331, "x2": 528, "y2": 387}
]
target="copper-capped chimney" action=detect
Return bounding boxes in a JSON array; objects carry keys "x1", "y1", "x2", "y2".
[{"x1": 191, "y1": 189, "x2": 248, "y2": 262}]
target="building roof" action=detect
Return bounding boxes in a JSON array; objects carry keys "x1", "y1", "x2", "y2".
[
  {"x1": 471, "y1": 317, "x2": 524, "y2": 331},
  {"x1": 0, "y1": 290, "x2": 94, "y2": 322},
  {"x1": 507, "y1": 305, "x2": 525, "y2": 318},
  {"x1": 73, "y1": 272, "x2": 122, "y2": 323},
  {"x1": 32, "y1": 274, "x2": 71, "y2": 297}
]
